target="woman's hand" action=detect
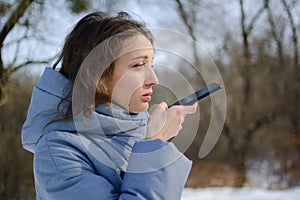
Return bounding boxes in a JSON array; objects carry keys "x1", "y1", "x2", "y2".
[{"x1": 147, "y1": 102, "x2": 198, "y2": 141}]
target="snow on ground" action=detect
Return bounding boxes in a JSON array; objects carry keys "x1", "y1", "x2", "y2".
[{"x1": 181, "y1": 186, "x2": 300, "y2": 200}]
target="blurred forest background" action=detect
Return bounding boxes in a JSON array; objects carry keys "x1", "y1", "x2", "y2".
[{"x1": 0, "y1": 0, "x2": 299, "y2": 199}]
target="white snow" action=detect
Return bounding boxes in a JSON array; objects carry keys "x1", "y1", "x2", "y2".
[{"x1": 181, "y1": 187, "x2": 300, "y2": 200}]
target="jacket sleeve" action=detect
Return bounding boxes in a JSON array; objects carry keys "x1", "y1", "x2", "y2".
[
  {"x1": 34, "y1": 134, "x2": 120, "y2": 200},
  {"x1": 120, "y1": 139, "x2": 192, "y2": 200},
  {"x1": 34, "y1": 135, "x2": 191, "y2": 200}
]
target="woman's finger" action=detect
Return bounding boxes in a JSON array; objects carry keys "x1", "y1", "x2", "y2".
[
  {"x1": 158, "y1": 101, "x2": 168, "y2": 111},
  {"x1": 181, "y1": 102, "x2": 198, "y2": 115}
]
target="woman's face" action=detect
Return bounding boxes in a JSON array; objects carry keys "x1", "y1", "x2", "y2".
[{"x1": 108, "y1": 34, "x2": 158, "y2": 113}]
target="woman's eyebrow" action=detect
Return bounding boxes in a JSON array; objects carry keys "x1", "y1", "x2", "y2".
[
  {"x1": 131, "y1": 55, "x2": 149, "y2": 60},
  {"x1": 131, "y1": 55, "x2": 155, "y2": 62}
]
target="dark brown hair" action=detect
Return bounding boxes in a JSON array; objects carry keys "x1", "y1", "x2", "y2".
[{"x1": 53, "y1": 11, "x2": 153, "y2": 120}]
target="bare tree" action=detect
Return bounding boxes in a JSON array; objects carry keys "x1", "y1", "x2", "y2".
[
  {"x1": 0, "y1": 0, "x2": 37, "y2": 105},
  {"x1": 175, "y1": 0, "x2": 277, "y2": 187},
  {"x1": 221, "y1": 0, "x2": 285, "y2": 187},
  {"x1": 282, "y1": 0, "x2": 299, "y2": 140},
  {"x1": 265, "y1": 0, "x2": 285, "y2": 67},
  {"x1": 281, "y1": 0, "x2": 300, "y2": 185},
  {"x1": 0, "y1": 0, "x2": 94, "y2": 197},
  {"x1": 174, "y1": 0, "x2": 203, "y2": 80}
]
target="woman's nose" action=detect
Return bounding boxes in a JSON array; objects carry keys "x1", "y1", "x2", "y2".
[{"x1": 145, "y1": 66, "x2": 158, "y2": 87}]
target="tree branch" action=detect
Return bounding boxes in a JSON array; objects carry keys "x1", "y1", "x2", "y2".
[
  {"x1": 239, "y1": 0, "x2": 248, "y2": 58},
  {"x1": 282, "y1": 0, "x2": 298, "y2": 69},
  {"x1": 223, "y1": 121, "x2": 233, "y2": 141},
  {"x1": 282, "y1": 0, "x2": 300, "y2": 137},
  {"x1": 7, "y1": 57, "x2": 56, "y2": 74},
  {"x1": 0, "y1": 0, "x2": 35, "y2": 101},
  {"x1": 247, "y1": 1, "x2": 267, "y2": 34},
  {"x1": 173, "y1": 0, "x2": 204, "y2": 83},
  {"x1": 246, "y1": 113, "x2": 277, "y2": 136},
  {"x1": 0, "y1": 0, "x2": 35, "y2": 46},
  {"x1": 239, "y1": 0, "x2": 267, "y2": 59},
  {"x1": 265, "y1": 0, "x2": 284, "y2": 67},
  {"x1": 174, "y1": 0, "x2": 196, "y2": 41}
]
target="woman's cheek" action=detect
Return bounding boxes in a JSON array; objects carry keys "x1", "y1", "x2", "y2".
[{"x1": 111, "y1": 72, "x2": 143, "y2": 107}]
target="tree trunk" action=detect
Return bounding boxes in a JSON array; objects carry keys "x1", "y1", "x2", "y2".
[{"x1": 229, "y1": 145, "x2": 247, "y2": 188}]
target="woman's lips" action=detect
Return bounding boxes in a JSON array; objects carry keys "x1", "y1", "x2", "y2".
[{"x1": 142, "y1": 92, "x2": 152, "y2": 102}]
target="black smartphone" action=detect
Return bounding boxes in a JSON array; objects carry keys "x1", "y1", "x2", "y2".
[{"x1": 168, "y1": 82, "x2": 223, "y2": 108}]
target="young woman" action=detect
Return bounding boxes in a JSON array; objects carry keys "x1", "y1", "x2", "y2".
[{"x1": 22, "y1": 12, "x2": 197, "y2": 200}]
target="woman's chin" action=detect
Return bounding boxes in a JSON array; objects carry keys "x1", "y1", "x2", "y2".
[{"x1": 129, "y1": 102, "x2": 149, "y2": 113}]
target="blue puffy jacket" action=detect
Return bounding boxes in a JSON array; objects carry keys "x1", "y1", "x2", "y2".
[{"x1": 22, "y1": 67, "x2": 192, "y2": 200}]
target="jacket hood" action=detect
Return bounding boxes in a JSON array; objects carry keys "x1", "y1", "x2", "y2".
[{"x1": 22, "y1": 67, "x2": 148, "y2": 154}]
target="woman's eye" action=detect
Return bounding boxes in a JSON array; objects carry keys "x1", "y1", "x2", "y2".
[{"x1": 133, "y1": 63, "x2": 146, "y2": 68}]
